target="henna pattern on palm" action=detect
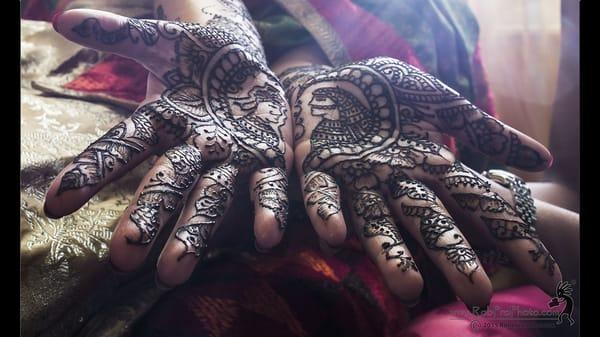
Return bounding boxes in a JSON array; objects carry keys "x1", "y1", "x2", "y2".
[
  {"x1": 253, "y1": 168, "x2": 289, "y2": 230},
  {"x1": 280, "y1": 65, "x2": 331, "y2": 141},
  {"x1": 285, "y1": 57, "x2": 550, "y2": 275},
  {"x1": 353, "y1": 191, "x2": 418, "y2": 272},
  {"x1": 60, "y1": 1, "x2": 288, "y2": 247},
  {"x1": 175, "y1": 164, "x2": 237, "y2": 259}
]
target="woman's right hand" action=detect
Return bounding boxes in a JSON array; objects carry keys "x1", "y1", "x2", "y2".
[
  {"x1": 281, "y1": 57, "x2": 561, "y2": 310},
  {"x1": 44, "y1": 5, "x2": 293, "y2": 288}
]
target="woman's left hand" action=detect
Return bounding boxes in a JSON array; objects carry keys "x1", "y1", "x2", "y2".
[{"x1": 281, "y1": 57, "x2": 561, "y2": 310}]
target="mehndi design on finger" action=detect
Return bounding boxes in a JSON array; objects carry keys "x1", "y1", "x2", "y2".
[
  {"x1": 71, "y1": 17, "x2": 161, "y2": 46},
  {"x1": 128, "y1": 145, "x2": 203, "y2": 245},
  {"x1": 403, "y1": 204, "x2": 478, "y2": 282},
  {"x1": 175, "y1": 164, "x2": 237, "y2": 260},
  {"x1": 57, "y1": 108, "x2": 159, "y2": 195},
  {"x1": 303, "y1": 171, "x2": 341, "y2": 221},
  {"x1": 353, "y1": 191, "x2": 417, "y2": 272},
  {"x1": 443, "y1": 162, "x2": 556, "y2": 275},
  {"x1": 253, "y1": 168, "x2": 289, "y2": 230},
  {"x1": 390, "y1": 180, "x2": 479, "y2": 281}
]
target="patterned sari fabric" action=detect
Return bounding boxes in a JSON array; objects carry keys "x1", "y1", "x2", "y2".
[{"x1": 21, "y1": 1, "x2": 552, "y2": 337}]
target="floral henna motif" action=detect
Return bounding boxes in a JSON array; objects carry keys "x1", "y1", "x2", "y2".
[
  {"x1": 59, "y1": 1, "x2": 289, "y2": 247},
  {"x1": 442, "y1": 162, "x2": 556, "y2": 275},
  {"x1": 353, "y1": 191, "x2": 417, "y2": 272},
  {"x1": 128, "y1": 145, "x2": 203, "y2": 245},
  {"x1": 175, "y1": 164, "x2": 237, "y2": 260},
  {"x1": 57, "y1": 108, "x2": 159, "y2": 195},
  {"x1": 283, "y1": 56, "x2": 550, "y2": 276},
  {"x1": 389, "y1": 179, "x2": 479, "y2": 281},
  {"x1": 253, "y1": 168, "x2": 289, "y2": 230},
  {"x1": 303, "y1": 171, "x2": 341, "y2": 221}
]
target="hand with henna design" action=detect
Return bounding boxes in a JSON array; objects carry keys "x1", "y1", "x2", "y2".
[
  {"x1": 280, "y1": 59, "x2": 561, "y2": 310},
  {"x1": 44, "y1": 1, "x2": 293, "y2": 288}
]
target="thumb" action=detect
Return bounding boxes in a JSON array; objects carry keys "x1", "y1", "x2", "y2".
[{"x1": 52, "y1": 9, "x2": 168, "y2": 63}]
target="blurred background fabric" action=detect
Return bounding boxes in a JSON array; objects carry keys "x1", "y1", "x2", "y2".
[{"x1": 466, "y1": 0, "x2": 578, "y2": 184}]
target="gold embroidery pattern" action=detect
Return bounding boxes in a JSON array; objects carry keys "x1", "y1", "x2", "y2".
[{"x1": 22, "y1": 202, "x2": 118, "y2": 274}]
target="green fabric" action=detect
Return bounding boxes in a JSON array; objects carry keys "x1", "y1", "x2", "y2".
[
  {"x1": 352, "y1": 0, "x2": 479, "y2": 102},
  {"x1": 250, "y1": 4, "x2": 314, "y2": 64}
]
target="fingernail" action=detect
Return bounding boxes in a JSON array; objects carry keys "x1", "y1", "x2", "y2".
[
  {"x1": 547, "y1": 155, "x2": 554, "y2": 168},
  {"x1": 155, "y1": 274, "x2": 174, "y2": 291},
  {"x1": 43, "y1": 203, "x2": 60, "y2": 219},
  {"x1": 254, "y1": 240, "x2": 271, "y2": 254},
  {"x1": 51, "y1": 11, "x2": 63, "y2": 31}
]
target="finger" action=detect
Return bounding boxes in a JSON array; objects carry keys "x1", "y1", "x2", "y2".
[
  {"x1": 44, "y1": 101, "x2": 168, "y2": 218},
  {"x1": 434, "y1": 100, "x2": 552, "y2": 171},
  {"x1": 109, "y1": 144, "x2": 203, "y2": 272},
  {"x1": 348, "y1": 190, "x2": 423, "y2": 303},
  {"x1": 301, "y1": 171, "x2": 347, "y2": 247},
  {"x1": 386, "y1": 179, "x2": 492, "y2": 310},
  {"x1": 376, "y1": 58, "x2": 552, "y2": 171},
  {"x1": 438, "y1": 162, "x2": 562, "y2": 295},
  {"x1": 52, "y1": 9, "x2": 170, "y2": 63},
  {"x1": 250, "y1": 168, "x2": 289, "y2": 251},
  {"x1": 156, "y1": 164, "x2": 237, "y2": 287}
]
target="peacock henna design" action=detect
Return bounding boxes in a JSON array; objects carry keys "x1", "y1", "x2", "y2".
[
  {"x1": 353, "y1": 191, "x2": 417, "y2": 272},
  {"x1": 175, "y1": 164, "x2": 237, "y2": 260},
  {"x1": 59, "y1": 1, "x2": 289, "y2": 248},
  {"x1": 253, "y1": 168, "x2": 289, "y2": 229},
  {"x1": 128, "y1": 145, "x2": 203, "y2": 245},
  {"x1": 303, "y1": 171, "x2": 341, "y2": 221}
]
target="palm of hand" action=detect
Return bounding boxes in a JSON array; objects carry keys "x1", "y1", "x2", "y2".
[
  {"x1": 286, "y1": 57, "x2": 559, "y2": 306},
  {"x1": 46, "y1": 7, "x2": 291, "y2": 281}
]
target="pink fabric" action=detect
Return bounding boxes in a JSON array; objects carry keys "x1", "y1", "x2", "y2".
[
  {"x1": 307, "y1": 0, "x2": 424, "y2": 69},
  {"x1": 400, "y1": 286, "x2": 562, "y2": 337}
]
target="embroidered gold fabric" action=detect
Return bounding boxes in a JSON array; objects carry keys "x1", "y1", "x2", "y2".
[{"x1": 21, "y1": 19, "x2": 164, "y2": 337}]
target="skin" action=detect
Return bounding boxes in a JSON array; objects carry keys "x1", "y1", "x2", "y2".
[
  {"x1": 271, "y1": 44, "x2": 577, "y2": 311},
  {"x1": 43, "y1": 1, "x2": 579, "y2": 313},
  {"x1": 45, "y1": 0, "x2": 293, "y2": 288}
]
